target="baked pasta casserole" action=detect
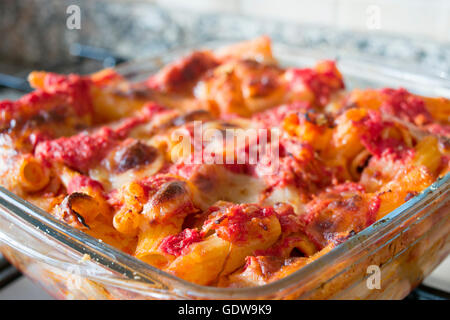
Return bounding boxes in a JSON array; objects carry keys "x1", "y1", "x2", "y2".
[{"x1": 0, "y1": 37, "x2": 449, "y2": 287}]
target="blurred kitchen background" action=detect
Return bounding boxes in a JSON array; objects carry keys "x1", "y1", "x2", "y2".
[
  {"x1": 0, "y1": 0, "x2": 449, "y2": 299},
  {"x1": 0, "y1": 0, "x2": 449, "y2": 73}
]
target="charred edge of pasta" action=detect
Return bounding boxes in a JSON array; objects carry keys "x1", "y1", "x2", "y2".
[{"x1": 61, "y1": 192, "x2": 93, "y2": 229}]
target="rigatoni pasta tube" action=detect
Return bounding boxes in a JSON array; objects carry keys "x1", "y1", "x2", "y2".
[
  {"x1": 18, "y1": 156, "x2": 50, "y2": 192},
  {"x1": 166, "y1": 235, "x2": 231, "y2": 285}
]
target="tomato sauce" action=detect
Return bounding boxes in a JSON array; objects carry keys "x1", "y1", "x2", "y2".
[
  {"x1": 204, "y1": 204, "x2": 275, "y2": 243},
  {"x1": 35, "y1": 127, "x2": 119, "y2": 172},
  {"x1": 42, "y1": 73, "x2": 93, "y2": 116},
  {"x1": 356, "y1": 110, "x2": 413, "y2": 159},
  {"x1": 285, "y1": 61, "x2": 344, "y2": 106},
  {"x1": 159, "y1": 228, "x2": 203, "y2": 256},
  {"x1": 380, "y1": 88, "x2": 432, "y2": 125}
]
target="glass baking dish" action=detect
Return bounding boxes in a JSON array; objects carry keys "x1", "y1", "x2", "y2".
[{"x1": 0, "y1": 42, "x2": 449, "y2": 300}]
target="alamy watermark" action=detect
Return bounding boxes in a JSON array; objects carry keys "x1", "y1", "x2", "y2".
[
  {"x1": 170, "y1": 121, "x2": 281, "y2": 175},
  {"x1": 366, "y1": 265, "x2": 381, "y2": 289},
  {"x1": 366, "y1": 5, "x2": 381, "y2": 30},
  {"x1": 66, "y1": 5, "x2": 81, "y2": 30}
]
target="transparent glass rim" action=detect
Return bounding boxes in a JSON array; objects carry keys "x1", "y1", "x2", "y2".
[{"x1": 0, "y1": 41, "x2": 449, "y2": 299}]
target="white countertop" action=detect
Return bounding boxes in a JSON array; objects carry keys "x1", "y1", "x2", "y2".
[{"x1": 422, "y1": 256, "x2": 450, "y2": 292}]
